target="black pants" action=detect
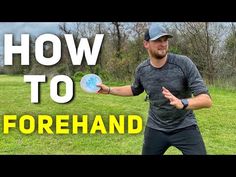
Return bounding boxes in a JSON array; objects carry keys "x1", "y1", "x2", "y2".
[{"x1": 142, "y1": 125, "x2": 207, "y2": 155}]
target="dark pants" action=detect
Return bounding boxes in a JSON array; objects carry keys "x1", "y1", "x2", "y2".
[{"x1": 142, "y1": 125, "x2": 207, "y2": 155}]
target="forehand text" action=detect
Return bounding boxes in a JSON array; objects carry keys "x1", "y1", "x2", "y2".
[{"x1": 3, "y1": 114, "x2": 143, "y2": 135}]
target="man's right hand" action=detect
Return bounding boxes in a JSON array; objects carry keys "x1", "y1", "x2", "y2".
[{"x1": 96, "y1": 83, "x2": 110, "y2": 94}]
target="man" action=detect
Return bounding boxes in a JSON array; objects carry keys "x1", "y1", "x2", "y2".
[{"x1": 97, "y1": 23, "x2": 212, "y2": 155}]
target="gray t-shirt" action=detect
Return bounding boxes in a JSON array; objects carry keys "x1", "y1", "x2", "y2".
[{"x1": 131, "y1": 53, "x2": 209, "y2": 132}]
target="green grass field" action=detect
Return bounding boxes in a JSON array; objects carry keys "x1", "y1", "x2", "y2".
[{"x1": 0, "y1": 75, "x2": 236, "y2": 155}]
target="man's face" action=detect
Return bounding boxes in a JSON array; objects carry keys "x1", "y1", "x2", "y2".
[{"x1": 145, "y1": 36, "x2": 169, "y2": 59}]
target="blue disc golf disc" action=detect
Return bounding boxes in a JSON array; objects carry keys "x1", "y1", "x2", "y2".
[{"x1": 80, "y1": 74, "x2": 102, "y2": 93}]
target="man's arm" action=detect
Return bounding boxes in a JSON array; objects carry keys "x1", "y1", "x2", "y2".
[
  {"x1": 97, "y1": 83, "x2": 133, "y2": 96},
  {"x1": 185, "y1": 94, "x2": 212, "y2": 110},
  {"x1": 162, "y1": 87, "x2": 212, "y2": 110}
]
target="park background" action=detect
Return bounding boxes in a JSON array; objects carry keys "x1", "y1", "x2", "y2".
[{"x1": 0, "y1": 22, "x2": 235, "y2": 154}]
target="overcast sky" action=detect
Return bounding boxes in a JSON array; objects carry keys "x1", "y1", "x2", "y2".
[{"x1": 0, "y1": 22, "x2": 64, "y2": 65}]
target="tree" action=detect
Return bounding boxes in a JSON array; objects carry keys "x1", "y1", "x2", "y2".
[{"x1": 173, "y1": 22, "x2": 223, "y2": 84}]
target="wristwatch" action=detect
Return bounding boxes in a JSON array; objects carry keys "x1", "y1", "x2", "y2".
[{"x1": 181, "y1": 99, "x2": 189, "y2": 110}]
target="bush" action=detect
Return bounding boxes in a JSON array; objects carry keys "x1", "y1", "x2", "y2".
[{"x1": 73, "y1": 71, "x2": 90, "y2": 82}]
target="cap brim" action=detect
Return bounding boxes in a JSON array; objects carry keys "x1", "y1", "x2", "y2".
[{"x1": 150, "y1": 34, "x2": 173, "y2": 41}]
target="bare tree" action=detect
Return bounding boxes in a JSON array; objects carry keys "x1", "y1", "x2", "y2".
[
  {"x1": 205, "y1": 22, "x2": 214, "y2": 84},
  {"x1": 111, "y1": 22, "x2": 122, "y2": 59},
  {"x1": 174, "y1": 22, "x2": 224, "y2": 84},
  {"x1": 59, "y1": 23, "x2": 75, "y2": 76},
  {"x1": 131, "y1": 22, "x2": 149, "y2": 62},
  {"x1": 231, "y1": 23, "x2": 236, "y2": 67}
]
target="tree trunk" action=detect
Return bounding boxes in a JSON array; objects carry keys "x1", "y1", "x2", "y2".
[{"x1": 205, "y1": 22, "x2": 214, "y2": 84}]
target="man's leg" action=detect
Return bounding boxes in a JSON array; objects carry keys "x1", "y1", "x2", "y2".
[
  {"x1": 142, "y1": 126, "x2": 170, "y2": 155},
  {"x1": 170, "y1": 126, "x2": 207, "y2": 155}
]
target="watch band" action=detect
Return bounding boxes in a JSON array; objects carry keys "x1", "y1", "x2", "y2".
[{"x1": 181, "y1": 99, "x2": 188, "y2": 110}]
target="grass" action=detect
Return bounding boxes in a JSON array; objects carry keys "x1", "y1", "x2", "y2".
[{"x1": 0, "y1": 75, "x2": 236, "y2": 155}]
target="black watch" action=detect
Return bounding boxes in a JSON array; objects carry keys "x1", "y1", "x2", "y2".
[{"x1": 181, "y1": 99, "x2": 189, "y2": 110}]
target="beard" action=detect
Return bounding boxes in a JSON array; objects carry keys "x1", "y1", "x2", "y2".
[{"x1": 149, "y1": 49, "x2": 168, "y2": 60}]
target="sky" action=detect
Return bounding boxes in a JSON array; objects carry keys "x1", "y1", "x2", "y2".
[{"x1": 0, "y1": 22, "x2": 64, "y2": 65}]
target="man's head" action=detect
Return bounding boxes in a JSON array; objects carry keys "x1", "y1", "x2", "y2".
[
  {"x1": 144, "y1": 23, "x2": 173, "y2": 60},
  {"x1": 144, "y1": 23, "x2": 173, "y2": 41}
]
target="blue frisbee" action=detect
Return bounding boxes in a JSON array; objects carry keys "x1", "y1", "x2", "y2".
[{"x1": 80, "y1": 74, "x2": 102, "y2": 93}]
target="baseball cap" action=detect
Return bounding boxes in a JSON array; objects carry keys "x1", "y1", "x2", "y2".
[{"x1": 144, "y1": 23, "x2": 173, "y2": 41}]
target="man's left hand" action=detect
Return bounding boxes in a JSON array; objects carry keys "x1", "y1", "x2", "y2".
[{"x1": 162, "y1": 87, "x2": 183, "y2": 109}]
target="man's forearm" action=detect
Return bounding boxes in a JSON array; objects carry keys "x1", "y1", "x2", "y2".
[
  {"x1": 187, "y1": 94, "x2": 212, "y2": 110},
  {"x1": 110, "y1": 85, "x2": 133, "y2": 96}
]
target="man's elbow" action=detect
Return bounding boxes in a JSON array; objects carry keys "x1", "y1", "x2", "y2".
[{"x1": 205, "y1": 96, "x2": 212, "y2": 108}]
